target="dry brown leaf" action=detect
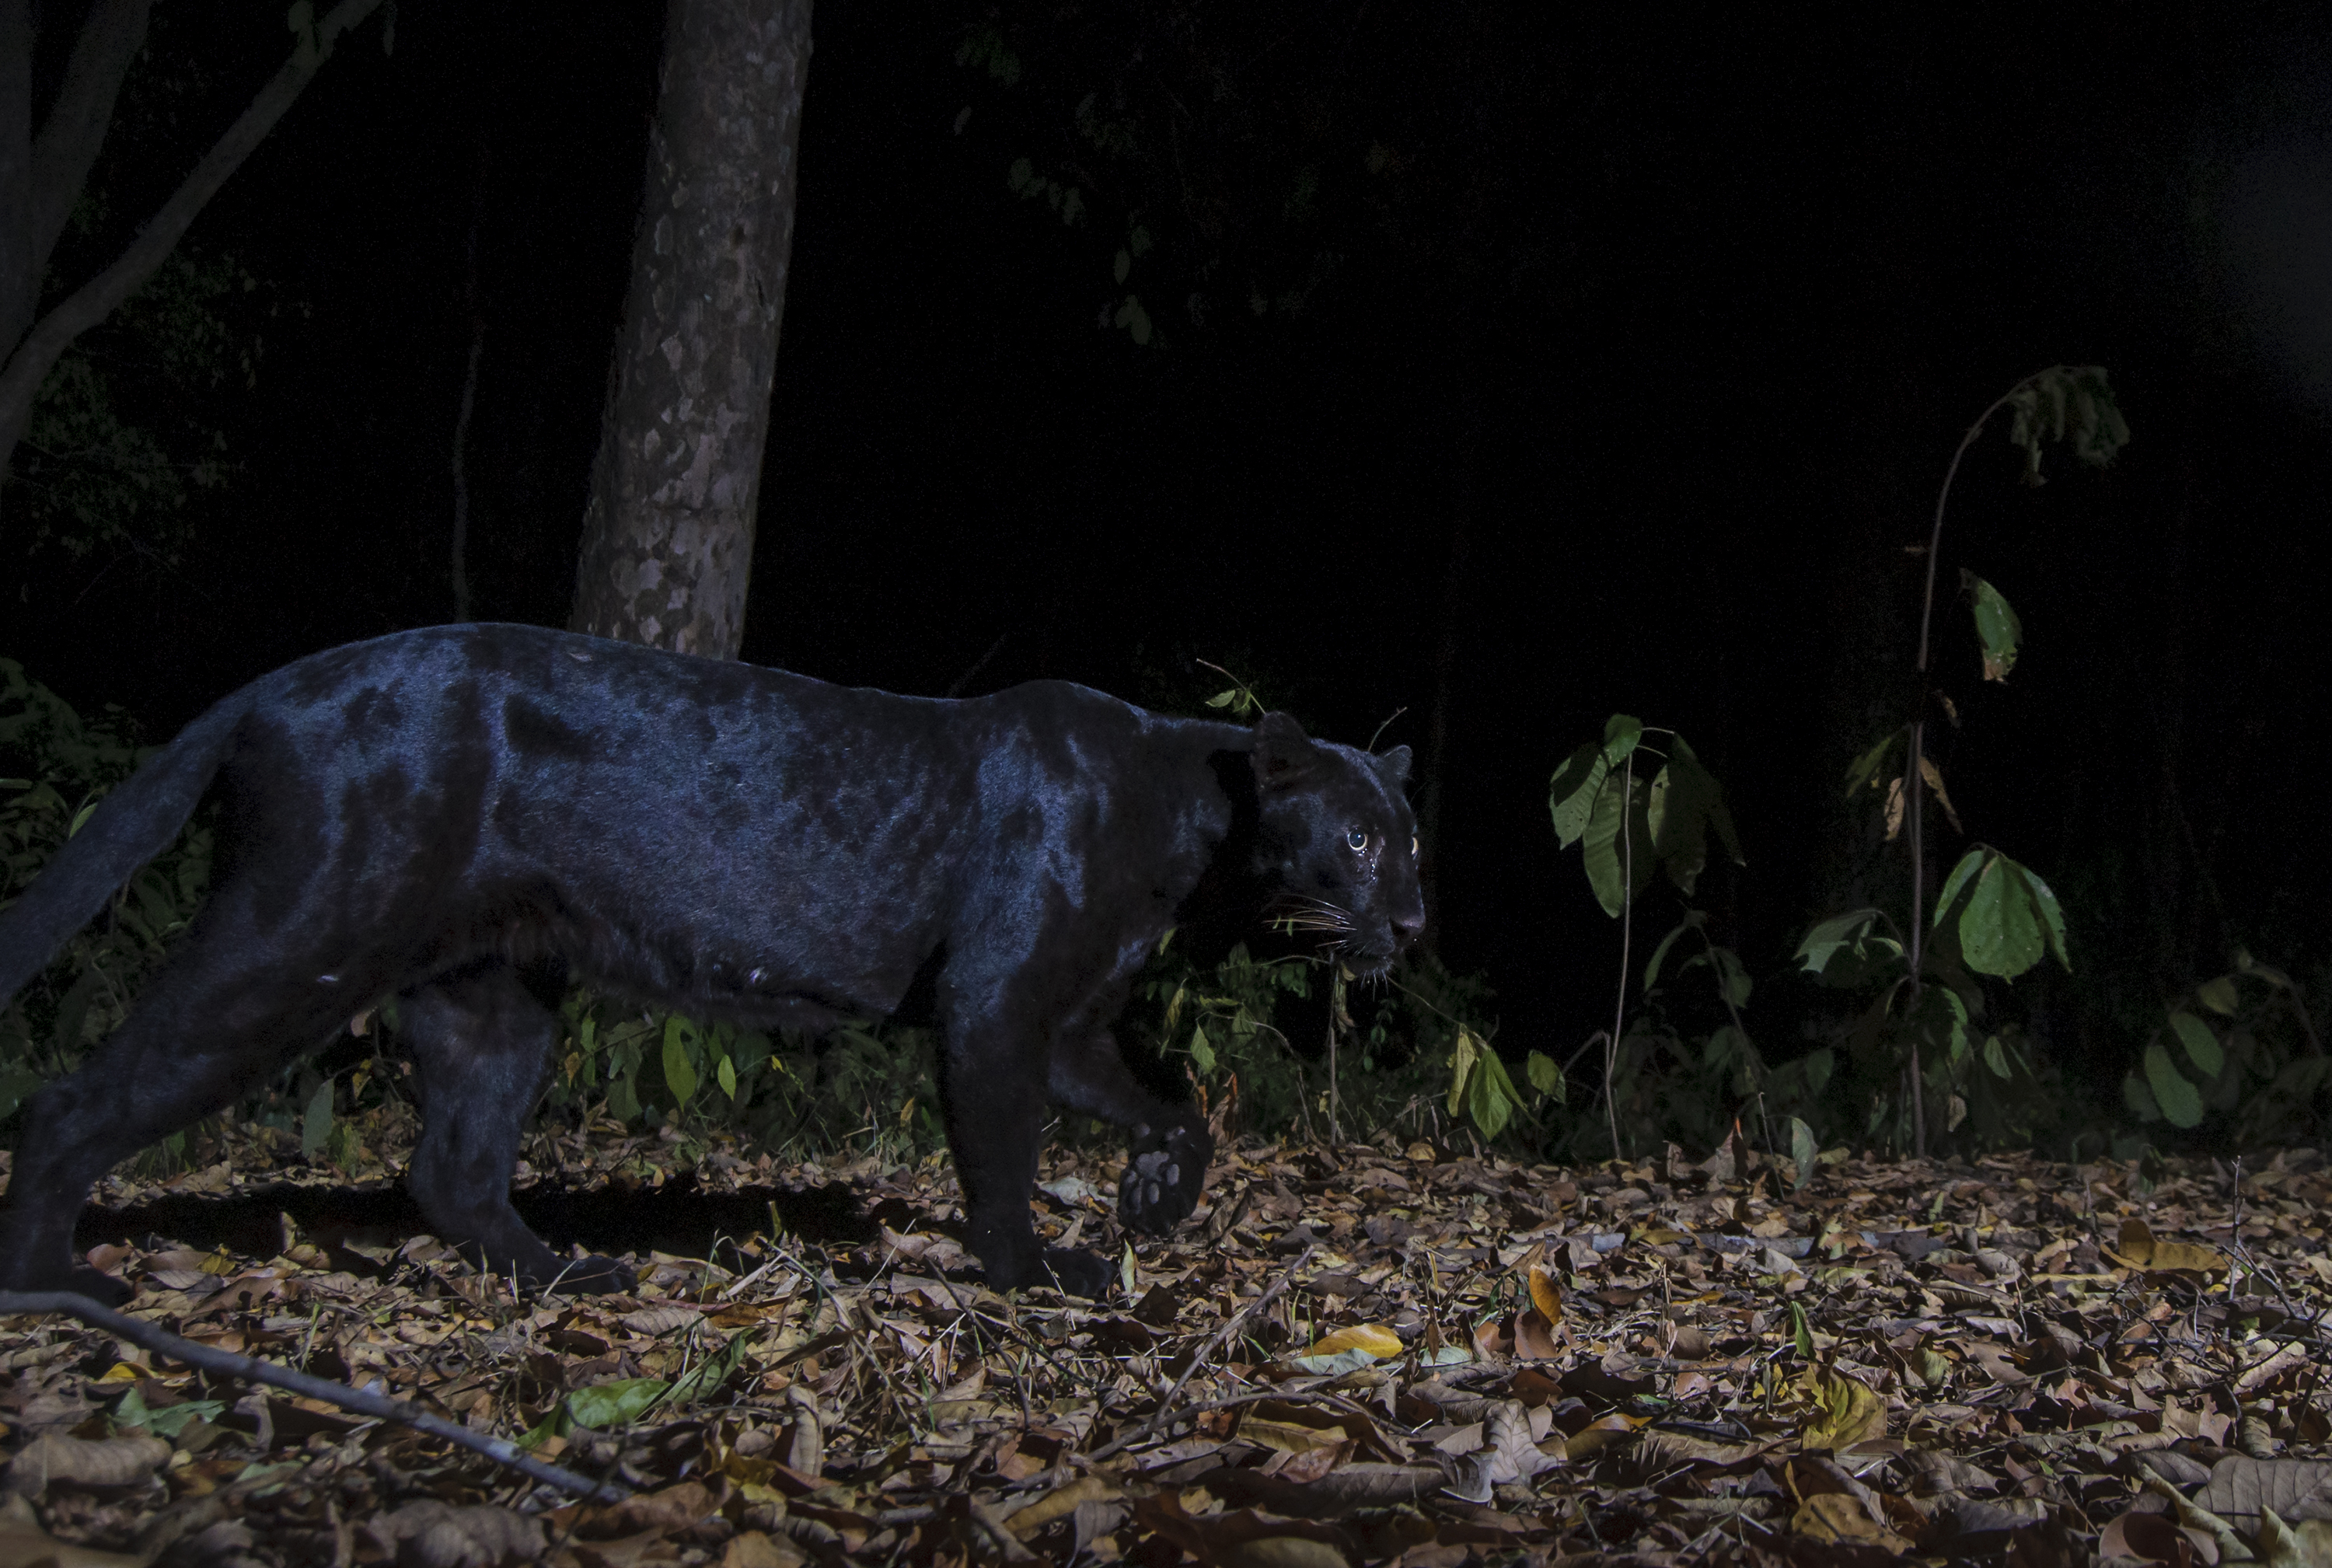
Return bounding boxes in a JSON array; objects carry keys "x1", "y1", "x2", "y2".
[
  {"x1": 1791, "y1": 1489, "x2": 1914, "y2": 1556},
  {"x1": 2196, "y1": 1455, "x2": 2332, "y2": 1531},
  {"x1": 2260, "y1": 1508, "x2": 2332, "y2": 1568},
  {"x1": 0, "y1": 1433, "x2": 171, "y2": 1496},
  {"x1": 1005, "y1": 1475, "x2": 1122, "y2": 1539},
  {"x1": 0, "y1": 1494, "x2": 148, "y2": 1568},
  {"x1": 719, "y1": 1530, "x2": 806, "y2": 1568},
  {"x1": 368, "y1": 1501, "x2": 547, "y2": 1568}
]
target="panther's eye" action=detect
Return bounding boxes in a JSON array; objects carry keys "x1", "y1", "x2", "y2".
[
  {"x1": 1346, "y1": 829, "x2": 1368, "y2": 851},
  {"x1": 1411, "y1": 836, "x2": 1419, "y2": 857}
]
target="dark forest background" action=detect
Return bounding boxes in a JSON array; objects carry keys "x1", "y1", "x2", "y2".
[{"x1": 9, "y1": 2, "x2": 2332, "y2": 1121}]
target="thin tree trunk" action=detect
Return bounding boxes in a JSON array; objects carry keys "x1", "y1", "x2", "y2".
[
  {"x1": 449, "y1": 154, "x2": 488, "y2": 623},
  {"x1": 570, "y1": 0, "x2": 812, "y2": 658},
  {"x1": 0, "y1": 0, "x2": 382, "y2": 500}
]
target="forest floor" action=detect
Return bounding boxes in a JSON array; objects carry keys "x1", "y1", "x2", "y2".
[{"x1": 2, "y1": 1113, "x2": 2329, "y2": 1568}]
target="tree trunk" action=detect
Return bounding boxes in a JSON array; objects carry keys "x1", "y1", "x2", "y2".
[{"x1": 570, "y1": 0, "x2": 812, "y2": 658}]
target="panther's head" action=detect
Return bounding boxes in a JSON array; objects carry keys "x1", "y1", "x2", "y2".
[{"x1": 1248, "y1": 711, "x2": 1426, "y2": 976}]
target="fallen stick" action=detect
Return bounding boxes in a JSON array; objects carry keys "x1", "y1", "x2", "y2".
[
  {"x1": 0, "y1": 1290, "x2": 626, "y2": 1503},
  {"x1": 1084, "y1": 1240, "x2": 1316, "y2": 1465}
]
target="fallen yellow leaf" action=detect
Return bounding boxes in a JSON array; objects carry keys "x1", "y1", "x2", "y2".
[{"x1": 1302, "y1": 1322, "x2": 1403, "y2": 1361}]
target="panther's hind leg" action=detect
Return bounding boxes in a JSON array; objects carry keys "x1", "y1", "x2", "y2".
[
  {"x1": 0, "y1": 953, "x2": 353, "y2": 1302},
  {"x1": 400, "y1": 962, "x2": 634, "y2": 1294}
]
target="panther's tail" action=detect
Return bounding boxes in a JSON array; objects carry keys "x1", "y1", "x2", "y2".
[{"x1": 0, "y1": 700, "x2": 243, "y2": 1006}]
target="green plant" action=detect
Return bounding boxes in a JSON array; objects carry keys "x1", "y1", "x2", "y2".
[
  {"x1": 0, "y1": 661, "x2": 211, "y2": 1123},
  {"x1": 1819, "y1": 365, "x2": 2123, "y2": 1153},
  {"x1": 2121, "y1": 950, "x2": 2330, "y2": 1140},
  {"x1": 1548, "y1": 716, "x2": 1743, "y2": 1157}
]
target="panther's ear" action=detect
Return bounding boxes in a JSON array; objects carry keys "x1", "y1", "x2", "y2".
[
  {"x1": 1375, "y1": 744, "x2": 1412, "y2": 784},
  {"x1": 1251, "y1": 711, "x2": 1321, "y2": 791}
]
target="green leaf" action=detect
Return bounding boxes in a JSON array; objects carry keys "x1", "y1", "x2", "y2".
[
  {"x1": 1446, "y1": 1031, "x2": 1478, "y2": 1119},
  {"x1": 1524, "y1": 1050, "x2": 1564, "y2": 1101},
  {"x1": 1789, "y1": 1118, "x2": 1817, "y2": 1192},
  {"x1": 1795, "y1": 910, "x2": 1897, "y2": 982},
  {"x1": 717, "y1": 1052, "x2": 738, "y2": 1101},
  {"x1": 2123, "y1": 1070, "x2": 2161, "y2": 1123},
  {"x1": 1983, "y1": 1034, "x2": 2011, "y2": 1079},
  {"x1": 665, "y1": 1332, "x2": 747, "y2": 1407},
  {"x1": 565, "y1": 1378, "x2": 670, "y2": 1430},
  {"x1": 2005, "y1": 365, "x2": 2130, "y2": 484},
  {"x1": 2195, "y1": 976, "x2": 2240, "y2": 1016},
  {"x1": 1188, "y1": 1022, "x2": 1215, "y2": 1074},
  {"x1": 1580, "y1": 767, "x2": 1654, "y2": 919},
  {"x1": 1958, "y1": 853, "x2": 2044, "y2": 979},
  {"x1": 1648, "y1": 752, "x2": 1732, "y2": 896},
  {"x1": 1788, "y1": 1301, "x2": 1815, "y2": 1360},
  {"x1": 1933, "y1": 848, "x2": 1989, "y2": 927},
  {"x1": 2142, "y1": 1042, "x2": 2203, "y2": 1128},
  {"x1": 1464, "y1": 1044, "x2": 1522, "y2": 1141},
  {"x1": 2167, "y1": 1011, "x2": 2224, "y2": 1079},
  {"x1": 1842, "y1": 729, "x2": 1904, "y2": 798},
  {"x1": 1642, "y1": 913, "x2": 1701, "y2": 990},
  {"x1": 1960, "y1": 571, "x2": 2023, "y2": 682},
  {"x1": 662, "y1": 1018, "x2": 698, "y2": 1107},
  {"x1": 1113, "y1": 249, "x2": 1131, "y2": 284},
  {"x1": 1710, "y1": 946, "x2": 1752, "y2": 1009},
  {"x1": 112, "y1": 1385, "x2": 224, "y2": 1439},
  {"x1": 2019, "y1": 861, "x2": 2071, "y2": 970},
  {"x1": 300, "y1": 1078, "x2": 334, "y2": 1161},
  {"x1": 1547, "y1": 739, "x2": 1608, "y2": 848}
]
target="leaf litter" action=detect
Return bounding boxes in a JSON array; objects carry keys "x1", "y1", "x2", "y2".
[{"x1": 3, "y1": 1120, "x2": 2331, "y2": 1568}]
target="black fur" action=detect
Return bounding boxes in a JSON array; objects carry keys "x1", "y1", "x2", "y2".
[{"x1": 0, "y1": 624, "x2": 1423, "y2": 1299}]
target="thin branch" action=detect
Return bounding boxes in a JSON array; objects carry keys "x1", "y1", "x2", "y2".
[
  {"x1": 0, "y1": 0, "x2": 388, "y2": 471},
  {"x1": 30, "y1": 0, "x2": 155, "y2": 281},
  {"x1": 0, "y1": 1289, "x2": 627, "y2": 1502},
  {"x1": 1084, "y1": 1241, "x2": 1316, "y2": 1463},
  {"x1": 1606, "y1": 750, "x2": 1635, "y2": 1161}
]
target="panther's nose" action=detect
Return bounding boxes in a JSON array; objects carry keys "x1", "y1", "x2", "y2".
[{"x1": 1392, "y1": 912, "x2": 1425, "y2": 948}]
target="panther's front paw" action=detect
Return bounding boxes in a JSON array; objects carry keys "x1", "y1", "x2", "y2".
[
  {"x1": 1119, "y1": 1123, "x2": 1213, "y2": 1235},
  {"x1": 1040, "y1": 1246, "x2": 1115, "y2": 1300}
]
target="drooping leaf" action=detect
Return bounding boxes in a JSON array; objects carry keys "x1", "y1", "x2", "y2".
[
  {"x1": 1789, "y1": 1118, "x2": 1817, "y2": 1191},
  {"x1": 300, "y1": 1078, "x2": 335, "y2": 1161},
  {"x1": 2142, "y1": 1042, "x2": 2204, "y2": 1129},
  {"x1": 1960, "y1": 571, "x2": 2023, "y2": 682},
  {"x1": 1958, "y1": 853, "x2": 2045, "y2": 979},
  {"x1": 1580, "y1": 767, "x2": 1654, "y2": 919},
  {"x1": 2004, "y1": 364, "x2": 2130, "y2": 484},
  {"x1": 1843, "y1": 729, "x2": 1904, "y2": 798},
  {"x1": 1464, "y1": 1043, "x2": 1524, "y2": 1140},
  {"x1": 1546, "y1": 739, "x2": 1608, "y2": 848},
  {"x1": 1796, "y1": 910, "x2": 1900, "y2": 985},
  {"x1": 1642, "y1": 913, "x2": 1702, "y2": 990},
  {"x1": 1524, "y1": 1050, "x2": 1564, "y2": 1101},
  {"x1": 2195, "y1": 976, "x2": 2240, "y2": 1016},
  {"x1": 1446, "y1": 1031, "x2": 1478, "y2": 1119},
  {"x1": 2167, "y1": 1011, "x2": 2224, "y2": 1079},
  {"x1": 1917, "y1": 757, "x2": 1964, "y2": 834},
  {"x1": 662, "y1": 1018, "x2": 699, "y2": 1106}
]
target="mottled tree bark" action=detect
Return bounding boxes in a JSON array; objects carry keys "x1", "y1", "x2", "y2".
[{"x1": 571, "y1": 0, "x2": 812, "y2": 658}]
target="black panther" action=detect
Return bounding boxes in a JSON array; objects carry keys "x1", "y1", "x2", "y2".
[{"x1": 0, "y1": 624, "x2": 1423, "y2": 1300}]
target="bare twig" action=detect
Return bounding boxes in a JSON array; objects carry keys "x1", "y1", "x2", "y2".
[
  {"x1": 0, "y1": 1290, "x2": 626, "y2": 1502},
  {"x1": 1084, "y1": 1241, "x2": 1316, "y2": 1463}
]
